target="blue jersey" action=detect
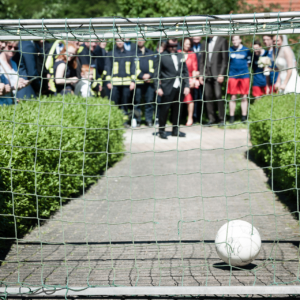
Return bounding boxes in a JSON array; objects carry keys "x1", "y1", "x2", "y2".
[
  {"x1": 229, "y1": 45, "x2": 251, "y2": 79},
  {"x1": 266, "y1": 48, "x2": 279, "y2": 85},
  {"x1": 252, "y1": 50, "x2": 267, "y2": 87}
]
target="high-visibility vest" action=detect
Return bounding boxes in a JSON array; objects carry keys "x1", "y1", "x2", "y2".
[{"x1": 45, "y1": 40, "x2": 66, "y2": 92}]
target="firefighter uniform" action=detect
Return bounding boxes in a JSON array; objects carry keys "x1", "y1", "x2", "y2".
[
  {"x1": 134, "y1": 47, "x2": 155, "y2": 125},
  {"x1": 105, "y1": 47, "x2": 135, "y2": 114}
]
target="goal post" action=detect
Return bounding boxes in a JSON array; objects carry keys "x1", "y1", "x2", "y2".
[{"x1": 0, "y1": 12, "x2": 300, "y2": 298}]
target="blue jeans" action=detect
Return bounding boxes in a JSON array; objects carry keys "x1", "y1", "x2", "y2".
[
  {"x1": 0, "y1": 98, "x2": 14, "y2": 106},
  {"x1": 134, "y1": 83, "x2": 155, "y2": 123},
  {"x1": 110, "y1": 85, "x2": 130, "y2": 114}
]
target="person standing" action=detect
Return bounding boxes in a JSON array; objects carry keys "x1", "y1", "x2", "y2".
[
  {"x1": 199, "y1": 36, "x2": 228, "y2": 126},
  {"x1": 134, "y1": 38, "x2": 155, "y2": 127},
  {"x1": 105, "y1": 39, "x2": 135, "y2": 115},
  {"x1": 154, "y1": 39, "x2": 190, "y2": 139},
  {"x1": 252, "y1": 40, "x2": 268, "y2": 98},
  {"x1": 154, "y1": 40, "x2": 167, "y2": 126},
  {"x1": 227, "y1": 36, "x2": 251, "y2": 123},
  {"x1": 53, "y1": 43, "x2": 79, "y2": 95},
  {"x1": 191, "y1": 36, "x2": 203, "y2": 123},
  {"x1": 178, "y1": 38, "x2": 199, "y2": 126},
  {"x1": 263, "y1": 35, "x2": 278, "y2": 93}
]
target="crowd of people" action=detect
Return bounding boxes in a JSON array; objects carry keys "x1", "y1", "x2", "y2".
[{"x1": 0, "y1": 34, "x2": 299, "y2": 139}]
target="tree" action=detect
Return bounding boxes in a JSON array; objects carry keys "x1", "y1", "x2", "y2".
[{"x1": 116, "y1": 0, "x2": 239, "y2": 18}]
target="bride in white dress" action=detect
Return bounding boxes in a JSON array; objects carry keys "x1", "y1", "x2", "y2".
[{"x1": 272, "y1": 35, "x2": 300, "y2": 94}]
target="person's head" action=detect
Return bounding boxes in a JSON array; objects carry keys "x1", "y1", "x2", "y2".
[
  {"x1": 115, "y1": 39, "x2": 124, "y2": 50},
  {"x1": 2, "y1": 41, "x2": 18, "y2": 59},
  {"x1": 137, "y1": 38, "x2": 146, "y2": 48},
  {"x1": 0, "y1": 41, "x2": 5, "y2": 51},
  {"x1": 253, "y1": 40, "x2": 262, "y2": 56},
  {"x1": 183, "y1": 38, "x2": 192, "y2": 52},
  {"x1": 73, "y1": 41, "x2": 80, "y2": 51},
  {"x1": 57, "y1": 42, "x2": 77, "y2": 69},
  {"x1": 81, "y1": 64, "x2": 94, "y2": 80},
  {"x1": 262, "y1": 35, "x2": 273, "y2": 47},
  {"x1": 157, "y1": 40, "x2": 167, "y2": 53},
  {"x1": 167, "y1": 39, "x2": 178, "y2": 53},
  {"x1": 84, "y1": 41, "x2": 97, "y2": 52},
  {"x1": 100, "y1": 40, "x2": 107, "y2": 49},
  {"x1": 273, "y1": 35, "x2": 283, "y2": 47},
  {"x1": 231, "y1": 36, "x2": 242, "y2": 48},
  {"x1": 192, "y1": 36, "x2": 201, "y2": 45}
]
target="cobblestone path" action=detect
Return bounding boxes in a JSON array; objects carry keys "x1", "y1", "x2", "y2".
[{"x1": 1, "y1": 125, "x2": 299, "y2": 290}]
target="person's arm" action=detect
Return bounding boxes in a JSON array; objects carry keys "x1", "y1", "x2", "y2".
[
  {"x1": 153, "y1": 54, "x2": 163, "y2": 96},
  {"x1": 129, "y1": 57, "x2": 135, "y2": 91},
  {"x1": 105, "y1": 55, "x2": 112, "y2": 90},
  {"x1": 199, "y1": 42, "x2": 206, "y2": 85},
  {"x1": 55, "y1": 63, "x2": 78, "y2": 85},
  {"x1": 218, "y1": 38, "x2": 229, "y2": 83}
]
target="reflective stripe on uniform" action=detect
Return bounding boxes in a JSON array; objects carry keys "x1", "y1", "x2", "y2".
[
  {"x1": 125, "y1": 61, "x2": 131, "y2": 74},
  {"x1": 149, "y1": 60, "x2": 154, "y2": 73},
  {"x1": 113, "y1": 62, "x2": 119, "y2": 75}
]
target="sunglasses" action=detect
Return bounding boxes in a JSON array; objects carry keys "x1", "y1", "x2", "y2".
[
  {"x1": 7, "y1": 45, "x2": 18, "y2": 50},
  {"x1": 168, "y1": 44, "x2": 178, "y2": 48}
]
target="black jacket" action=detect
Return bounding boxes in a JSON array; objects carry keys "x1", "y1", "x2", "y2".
[
  {"x1": 154, "y1": 50, "x2": 189, "y2": 95},
  {"x1": 199, "y1": 37, "x2": 228, "y2": 77},
  {"x1": 135, "y1": 47, "x2": 155, "y2": 84},
  {"x1": 105, "y1": 47, "x2": 135, "y2": 85}
]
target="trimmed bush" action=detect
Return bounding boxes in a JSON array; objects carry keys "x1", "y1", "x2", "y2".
[
  {"x1": 249, "y1": 94, "x2": 300, "y2": 193},
  {"x1": 0, "y1": 95, "x2": 124, "y2": 239}
]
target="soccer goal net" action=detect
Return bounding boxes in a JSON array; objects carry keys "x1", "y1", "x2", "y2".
[{"x1": 0, "y1": 12, "x2": 300, "y2": 298}]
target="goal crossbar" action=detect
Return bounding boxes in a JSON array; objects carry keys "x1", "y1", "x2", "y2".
[{"x1": 0, "y1": 286, "x2": 300, "y2": 297}]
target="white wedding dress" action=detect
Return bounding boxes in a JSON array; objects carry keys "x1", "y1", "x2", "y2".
[{"x1": 275, "y1": 43, "x2": 300, "y2": 94}]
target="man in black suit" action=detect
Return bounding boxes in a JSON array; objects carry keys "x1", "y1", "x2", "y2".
[
  {"x1": 199, "y1": 36, "x2": 228, "y2": 126},
  {"x1": 154, "y1": 39, "x2": 190, "y2": 139}
]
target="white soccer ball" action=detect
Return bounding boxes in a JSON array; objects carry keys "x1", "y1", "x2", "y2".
[{"x1": 215, "y1": 220, "x2": 261, "y2": 267}]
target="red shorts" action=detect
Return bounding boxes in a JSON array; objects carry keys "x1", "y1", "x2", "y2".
[
  {"x1": 227, "y1": 78, "x2": 250, "y2": 95},
  {"x1": 269, "y1": 84, "x2": 277, "y2": 94},
  {"x1": 252, "y1": 86, "x2": 267, "y2": 97}
]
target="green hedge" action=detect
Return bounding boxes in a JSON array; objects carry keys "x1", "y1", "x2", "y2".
[
  {"x1": 0, "y1": 95, "x2": 124, "y2": 239},
  {"x1": 249, "y1": 94, "x2": 300, "y2": 193}
]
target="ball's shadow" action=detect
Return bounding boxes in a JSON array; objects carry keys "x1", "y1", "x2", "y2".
[{"x1": 213, "y1": 262, "x2": 257, "y2": 271}]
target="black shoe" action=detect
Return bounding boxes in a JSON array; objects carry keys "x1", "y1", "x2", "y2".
[
  {"x1": 172, "y1": 130, "x2": 186, "y2": 137},
  {"x1": 241, "y1": 115, "x2": 247, "y2": 123},
  {"x1": 136, "y1": 122, "x2": 141, "y2": 127},
  {"x1": 146, "y1": 121, "x2": 153, "y2": 127},
  {"x1": 218, "y1": 121, "x2": 225, "y2": 128},
  {"x1": 230, "y1": 116, "x2": 235, "y2": 124},
  {"x1": 206, "y1": 121, "x2": 214, "y2": 127},
  {"x1": 158, "y1": 131, "x2": 168, "y2": 139}
]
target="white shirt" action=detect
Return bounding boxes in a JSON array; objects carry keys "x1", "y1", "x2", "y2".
[
  {"x1": 208, "y1": 36, "x2": 218, "y2": 62},
  {"x1": 171, "y1": 54, "x2": 180, "y2": 88},
  {"x1": 56, "y1": 43, "x2": 64, "y2": 55},
  {"x1": 75, "y1": 79, "x2": 92, "y2": 98},
  {"x1": 0, "y1": 58, "x2": 18, "y2": 95}
]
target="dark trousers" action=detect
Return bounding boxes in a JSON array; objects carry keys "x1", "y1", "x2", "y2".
[
  {"x1": 203, "y1": 77, "x2": 224, "y2": 123},
  {"x1": 193, "y1": 86, "x2": 203, "y2": 122},
  {"x1": 159, "y1": 88, "x2": 182, "y2": 132},
  {"x1": 135, "y1": 83, "x2": 155, "y2": 123},
  {"x1": 109, "y1": 85, "x2": 130, "y2": 114},
  {"x1": 155, "y1": 95, "x2": 161, "y2": 119}
]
